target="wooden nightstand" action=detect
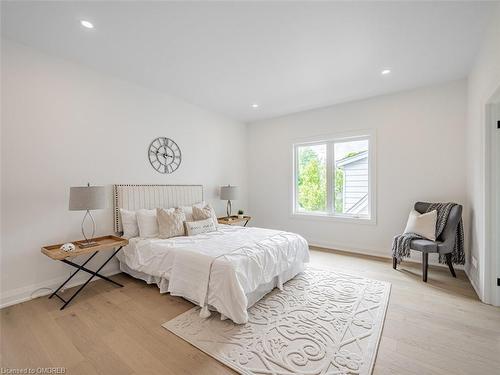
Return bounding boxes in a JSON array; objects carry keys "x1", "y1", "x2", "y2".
[
  {"x1": 218, "y1": 215, "x2": 252, "y2": 227},
  {"x1": 41, "y1": 235, "x2": 128, "y2": 310}
]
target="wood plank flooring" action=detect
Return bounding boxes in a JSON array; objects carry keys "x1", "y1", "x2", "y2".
[{"x1": 1, "y1": 248, "x2": 499, "y2": 374}]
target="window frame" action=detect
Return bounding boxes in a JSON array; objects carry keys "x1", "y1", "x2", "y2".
[{"x1": 291, "y1": 130, "x2": 376, "y2": 224}]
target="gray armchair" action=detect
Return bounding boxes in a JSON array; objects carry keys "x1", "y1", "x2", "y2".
[{"x1": 392, "y1": 202, "x2": 463, "y2": 282}]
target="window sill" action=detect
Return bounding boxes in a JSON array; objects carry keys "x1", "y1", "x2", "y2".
[{"x1": 290, "y1": 212, "x2": 376, "y2": 225}]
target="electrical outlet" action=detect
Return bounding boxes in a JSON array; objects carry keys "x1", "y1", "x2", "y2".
[{"x1": 472, "y1": 256, "x2": 478, "y2": 269}]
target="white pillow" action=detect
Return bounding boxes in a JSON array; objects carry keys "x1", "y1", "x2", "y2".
[
  {"x1": 136, "y1": 209, "x2": 159, "y2": 238},
  {"x1": 185, "y1": 218, "x2": 217, "y2": 236},
  {"x1": 404, "y1": 209, "x2": 437, "y2": 240},
  {"x1": 192, "y1": 204, "x2": 218, "y2": 226},
  {"x1": 157, "y1": 207, "x2": 186, "y2": 238},
  {"x1": 180, "y1": 201, "x2": 205, "y2": 222},
  {"x1": 120, "y1": 208, "x2": 139, "y2": 239}
]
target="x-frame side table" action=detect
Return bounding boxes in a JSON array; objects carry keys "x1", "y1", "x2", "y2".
[
  {"x1": 41, "y1": 235, "x2": 128, "y2": 310},
  {"x1": 217, "y1": 215, "x2": 252, "y2": 227}
]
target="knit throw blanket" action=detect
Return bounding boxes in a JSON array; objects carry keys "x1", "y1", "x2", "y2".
[{"x1": 392, "y1": 203, "x2": 465, "y2": 265}]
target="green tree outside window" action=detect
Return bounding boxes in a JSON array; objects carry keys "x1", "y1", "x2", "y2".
[
  {"x1": 297, "y1": 147, "x2": 326, "y2": 211},
  {"x1": 297, "y1": 146, "x2": 344, "y2": 212}
]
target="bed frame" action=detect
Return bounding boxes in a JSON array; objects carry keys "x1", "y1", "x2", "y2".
[
  {"x1": 113, "y1": 184, "x2": 204, "y2": 233},
  {"x1": 112, "y1": 183, "x2": 306, "y2": 321}
]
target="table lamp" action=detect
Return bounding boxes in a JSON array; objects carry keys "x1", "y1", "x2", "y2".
[
  {"x1": 69, "y1": 183, "x2": 105, "y2": 248},
  {"x1": 220, "y1": 185, "x2": 239, "y2": 217}
]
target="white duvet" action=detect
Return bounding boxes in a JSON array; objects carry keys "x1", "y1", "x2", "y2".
[{"x1": 119, "y1": 225, "x2": 309, "y2": 323}]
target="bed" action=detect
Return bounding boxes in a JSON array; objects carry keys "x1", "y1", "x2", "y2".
[{"x1": 113, "y1": 184, "x2": 310, "y2": 324}]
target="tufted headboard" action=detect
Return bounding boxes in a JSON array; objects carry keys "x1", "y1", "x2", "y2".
[{"x1": 113, "y1": 184, "x2": 204, "y2": 233}]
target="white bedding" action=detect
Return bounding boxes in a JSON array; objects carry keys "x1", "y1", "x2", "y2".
[{"x1": 118, "y1": 225, "x2": 309, "y2": 323}]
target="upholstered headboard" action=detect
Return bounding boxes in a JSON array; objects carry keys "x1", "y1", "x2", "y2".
[{"x1": 113, "y1": 184, "x2": 204, "y2": 233}]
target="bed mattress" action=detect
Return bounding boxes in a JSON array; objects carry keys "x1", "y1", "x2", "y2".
[{"x1": 117, "y1": 225, "x2": 309, "y2": 323}]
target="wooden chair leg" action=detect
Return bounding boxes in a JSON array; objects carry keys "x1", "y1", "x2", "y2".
[
  {"x1": 422, "y1": 252, "x2": 428, "y2": 282},
  {"x1": 446, "y1": 253, "x2": 457, "y2": 278},
  {"x1": 393, "y1": 257, "x2": 397, "y2": 269}
]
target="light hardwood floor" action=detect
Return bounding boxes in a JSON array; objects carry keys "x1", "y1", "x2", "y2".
[{"x1": 1, "y1": 248, "x2": 499, "y2": 375}]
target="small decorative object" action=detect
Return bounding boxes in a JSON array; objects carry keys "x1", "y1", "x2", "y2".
[
  {"x1": 69, "y1": 183, "x2": 106, "y2": 248},
  {"x1": 148, "y1": 137, "x2": 182, "y2": 174},
  {"x1": 220, "y1": 185, "x2": 239, "y2": 217},
  {"x1": 238, "y1": 210, "x2": 244, "y2": 219},
  {"x1": 60, "y1": 243, "x2": 76, "y2": 252}
]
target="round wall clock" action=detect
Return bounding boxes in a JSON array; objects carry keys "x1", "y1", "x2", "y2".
[{"x1": 148, "y1": 137, "x2": 182, "y2": 174}]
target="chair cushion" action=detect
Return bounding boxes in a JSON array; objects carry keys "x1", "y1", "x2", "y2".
[{"x1": 410, "y1": 239, "x2": 439, "y2": 253}]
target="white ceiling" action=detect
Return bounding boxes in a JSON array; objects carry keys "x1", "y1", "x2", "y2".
[{"x1": 1, "y1": 1, "x2": 494, "y2": 123}]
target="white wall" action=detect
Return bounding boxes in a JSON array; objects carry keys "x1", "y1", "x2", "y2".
[
  {"x1": 465, "y1": 3, "x2": 500, "y2": 304},
  {"x1": 248, "y1": 80, "x2": 467, "y2": 262},
  {"x1": 0, "y1": 40, "x2": 247, "y2": 307}
]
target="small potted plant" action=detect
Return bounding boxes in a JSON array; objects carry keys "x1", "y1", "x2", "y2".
[{"x1": 238, "y1": 209, "x2": 244, "y2": 219}]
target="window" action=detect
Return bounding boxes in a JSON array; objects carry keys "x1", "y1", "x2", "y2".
[
  {"x1": 293, "y1": 132, "x2": 375, "y2": 222},
  {"x1": 296, "y1": 144, "x2": 327, "y2": 213}
]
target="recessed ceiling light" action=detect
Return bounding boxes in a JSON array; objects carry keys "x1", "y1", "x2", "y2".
[
  {"x1": 381, "y1": 69, "x2": 391, "y2": 75},
  {"x1": 251, "y1": 103, "x2": 259, "y2": 108},
  {"x1": 80, "y1": 20, "x2": 94, "y2": 29}
]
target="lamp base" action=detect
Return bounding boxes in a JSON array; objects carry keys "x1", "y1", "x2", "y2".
[
  {"x1": 77, "y1": 240, "x2": 99, "y2": 249},
  {"x1": 80, "y1": 209, "x2": 98, "y2": 248}
]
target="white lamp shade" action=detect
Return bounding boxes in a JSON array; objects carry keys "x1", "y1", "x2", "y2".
[
  {"x1": 220, "y1": 185, "x2": 239, "y2": 200},
  {"x1": 69, "y1": 186, "x2": 106, "y2": 211}
]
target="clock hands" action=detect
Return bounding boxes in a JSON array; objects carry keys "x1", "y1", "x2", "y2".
[{"x1": 156, "y1": 151, "x2": 172, "y2": 159}]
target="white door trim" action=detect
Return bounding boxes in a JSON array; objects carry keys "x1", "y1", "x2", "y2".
[{"x1": 484, "y1": 97, "x2": 500, "y2": 307}]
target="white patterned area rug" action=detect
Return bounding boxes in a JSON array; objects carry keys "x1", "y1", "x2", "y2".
[{"x1": 162, "y1": 268, "x2": 391, "y2": 375}]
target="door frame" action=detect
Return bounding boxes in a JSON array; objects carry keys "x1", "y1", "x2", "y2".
[{"x1": 484, "y1": 90, "x2": 500, "y2": 306}]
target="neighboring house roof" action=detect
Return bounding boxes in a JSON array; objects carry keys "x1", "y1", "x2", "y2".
[{"x1": 336, "y1": 150, "x2": 368, "y2": 168}]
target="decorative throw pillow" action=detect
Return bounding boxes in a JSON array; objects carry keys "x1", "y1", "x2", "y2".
[
  {"x1": 192, "y1": 204, "x2": 218, "y2": 225},
  {"x1": 404, "y1": 209, "x2": 437, "y2": 240},
  {"x1": 157, "y1": 207, "x2": 186, "y2": 239},
  {"x1": 136, "y1": 209, "x2": 159, "y2": 238},
  {"x1": 185, "y1": 218, "x2": 217, "y2": 236},
  {"x1": 120, "y1": 208, "x2": 139, "y2": 239},
  {"x1": 180, "y1": 201, "x2": 206, "y2": 222}
]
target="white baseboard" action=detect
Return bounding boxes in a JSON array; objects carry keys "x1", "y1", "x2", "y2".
[
  {"x1": 308, "y1": 239, "x2": 465, "y2": 270},
  {"x1": 0, "y1": 264, "x2": 121, "y2": 309},
  {"x1": 309, "y1": 239, "x2": 389, "y2": 259},
  {"x1": 464, "y1": 263, "x2": 482, "y2": 300}
]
